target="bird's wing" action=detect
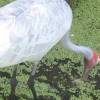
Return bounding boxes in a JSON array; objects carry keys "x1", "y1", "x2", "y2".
[
  {"x1": 0, "y1": 0, "x2": 72, "y2": 67},
  {"x1": 0, "y1": 0, "x2": 31, "y2": 54},
  {"x1": 0, "y1": 0, "x2": 32, "y2": 17}
]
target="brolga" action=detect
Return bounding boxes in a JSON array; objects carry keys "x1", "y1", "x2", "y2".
[{"x1": 0, "y1": 0, "x2": 99, "y2": 99}]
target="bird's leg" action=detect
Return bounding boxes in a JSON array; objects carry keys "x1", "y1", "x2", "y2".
[
  {"x1": 27, "y1": 62, "x2": 38, "y2": 100},
  {"x1": 9, "y1": 66, "x2": 18, "y2": 99}
]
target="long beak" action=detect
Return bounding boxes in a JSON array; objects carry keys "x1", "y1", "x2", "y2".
[{"x1": 82, "y1": 68, "x2": 91, "y2": 81}]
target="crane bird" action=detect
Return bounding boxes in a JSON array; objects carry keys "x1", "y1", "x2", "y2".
[{"x1": 0, "y1": 0, "x2": 99, "y2": 99}]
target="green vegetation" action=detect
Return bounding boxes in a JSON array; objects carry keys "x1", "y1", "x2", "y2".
[{"x1": 0, "y1": 0, "x2": 100, "y2": 100}]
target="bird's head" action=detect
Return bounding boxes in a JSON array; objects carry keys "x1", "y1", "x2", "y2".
[{"x1": 82, "y1": 51, "x2": 100, "y2": 81}]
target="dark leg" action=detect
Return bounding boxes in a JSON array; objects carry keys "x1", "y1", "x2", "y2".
[
  {"x1": 27, "y1": 62, "x2": 38, "y2": 100},
  {"x1": 8, "y1": 66, "x2": 18, "y2": 100}
]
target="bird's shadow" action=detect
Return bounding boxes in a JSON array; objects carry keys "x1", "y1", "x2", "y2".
[
  {"x1": 0, "y1": 57, "x2": 82, "y2": 100},
  {"x1": 18, "y1": 57, "x2": 82, "y2": 100},
  {"x1": 34, "y1": 57, "x2": 82, "y2": 99}
]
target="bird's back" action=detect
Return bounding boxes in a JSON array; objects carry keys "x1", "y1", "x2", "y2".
[{"x1": 0, "y1": 0, "x2": 72, "y2": 67}]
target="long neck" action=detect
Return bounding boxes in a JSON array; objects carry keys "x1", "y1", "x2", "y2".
[{"x1": 61, "y1": 34, "x2": 93, "y2": 60}]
